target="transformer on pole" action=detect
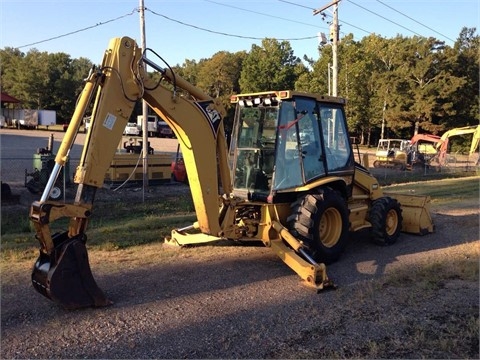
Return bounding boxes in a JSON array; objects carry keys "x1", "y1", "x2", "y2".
[{"x1": 314, "y1": 0, "x2": 340, "y2": 96}]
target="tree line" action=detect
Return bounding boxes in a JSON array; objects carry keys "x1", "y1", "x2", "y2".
[{"x1": 1, "y1": 27, "x2": 478, "y2": 145}]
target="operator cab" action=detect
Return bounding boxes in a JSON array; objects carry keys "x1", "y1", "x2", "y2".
[{"x1": 230, "y1": 91, "x2": 354, "y2": 202}]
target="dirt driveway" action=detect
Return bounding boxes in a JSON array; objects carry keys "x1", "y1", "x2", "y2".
[
  {"x1": 1, "y1": 181, "x2": 478, "y2": 358},
  {"x1": 0, "y1": 128, "x2": 179, "y2": 184}
]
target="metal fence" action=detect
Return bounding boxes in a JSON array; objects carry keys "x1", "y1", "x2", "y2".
[
  {"x1": 369, "y1": 161, "x2": 479, "y2": 181},
  {"x1": 361, "y1": 152, "x2": 480, "y2": 184},
  {"x1": 2, "y1": 154, "x2": 478, "y2": 187},
  {"x1": 1, "y1": 157, "x2": 80, "y2": 186}
]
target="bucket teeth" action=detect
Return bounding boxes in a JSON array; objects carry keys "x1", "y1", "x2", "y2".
[{"x1": 31, "y1": 232, "x2": 111, "y2": 310}]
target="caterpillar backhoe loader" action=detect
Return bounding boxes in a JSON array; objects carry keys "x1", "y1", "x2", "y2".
[
  {"x1": 373, "y1": 138, "x2": 410, "y2": 170},
  {"x1": 29, "y1": 37, "x2": 434, "y2": 310}
]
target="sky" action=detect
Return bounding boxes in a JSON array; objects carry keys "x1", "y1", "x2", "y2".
[{"x1": 1, "y1": 0, "x2": 479, "y2": 67}]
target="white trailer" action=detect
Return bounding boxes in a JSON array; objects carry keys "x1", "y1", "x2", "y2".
[
  {"x1": 12, "y1": 109, "x2": 56, "y2": 129},
  {"x1": 137, "y1": 115, "x2": 158, "y2": 137},
  {"x1": 37, "y1": 110, "x2": 56, "y2": 126},
  {"x1": 14, "y1": 109, "x2": 36, "y2": 129}
]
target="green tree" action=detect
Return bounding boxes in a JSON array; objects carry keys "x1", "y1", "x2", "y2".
[
  {"x1": 196, "y1": 51, "x2": 245, "y2": 98},
  {"x1": 339, "y1": 35, "x2": 378, "y2": 144},
  {"x1": 295, "y1": 45, "x2": 330, "y2": 94},
  {"x1": 239, "y1": 38, "x2": 301, "y2": 92},
  {"x1": 0, "y1": 47, "x2": 25, "y2": 95},
  {"x1": 448, "y1": 27, "x2": 479, "y2": 126},
  {"x1": 196, "y1": 51, "x2": 247, "y2": 127},
  {"x1": 173, "y1": 58, "x2": 200, "y2": 86},
  {"x1": 44, "y1": 52, "x2": 77, "y2": 122},
  {"x1": 359, "y1": 35, "x2": 408, "y2": 143},
  {"x1": 386, "y1": 36, "x2": 465, "y2": 135}
]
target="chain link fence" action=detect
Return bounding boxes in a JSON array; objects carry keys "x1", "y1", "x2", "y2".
[
  {"x1": 361, "y1": 151, "x2": 480, "y2": 185},
  {"x1": 1, "y1": 157, "x2": 79, "y2": 185},
  {"x1": 2, "y1": 154, "x2": 478, "y2": 187}
]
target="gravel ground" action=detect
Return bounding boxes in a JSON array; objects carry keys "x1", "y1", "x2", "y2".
[{"x1": 1, "y1": 178, "x2": 479, "y2": 359}]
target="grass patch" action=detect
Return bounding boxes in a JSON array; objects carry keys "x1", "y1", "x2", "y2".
[
  {"x1": 1, "y1": 174, "x2": 478, "y2": 259},
  {"x1": 0, "y1": 193, "x2": 196, "y2": 260},
  {"x1": 382, "y1": 175, "x2": 479, "y2": 205},
  {"x1": 1, "y1": 211, "x2": 32, "y2": 235},
  {"x1": 376, "y1": 169, "x2": 479, "y2": 186}
]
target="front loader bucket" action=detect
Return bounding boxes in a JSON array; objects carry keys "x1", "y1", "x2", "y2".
[
  {"x1": 387, "y1": 193, "x2": 434, "y2": 235},
  {"x1": 32, "y1": 232, "x2": 112, "y2": 310}
]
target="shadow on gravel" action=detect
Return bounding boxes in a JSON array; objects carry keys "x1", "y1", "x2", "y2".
[
  {"x1": 101, "y1": 250, "x2": 292, "y2": 307},
  {"x1": 328, "y1": 211, "x2": 479, "y2": 287},
  {"x1": 4, "y1": 212, "x2": 477, "y2": 315},
  {"x1": 95, "y1": 209, "x2": 477, "y2": 307},
  {"x1": 1, "y1": 211, "x2": 478, "y2": 359}
]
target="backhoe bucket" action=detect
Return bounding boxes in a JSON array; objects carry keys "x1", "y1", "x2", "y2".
[
  {"x1": 32, "y1": 232, "x2": 111, "y2": 310},
  {"x1": 387, "y1": 193, "x2": 434, "y2": 235}
]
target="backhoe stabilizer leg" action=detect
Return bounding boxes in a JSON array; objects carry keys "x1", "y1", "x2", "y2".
[
  {"x1": 269, "y1": 220, "x2": 335, "y2": 291},
  {"x1": 165, "y1": 228, "x2": 222, "y2": 246},
  {"x1": 31, "y1": 232, "x2": 112, "y2": 310},
  {"x1": 269, "y1": 239, "x2": 336, "y2": 292}
]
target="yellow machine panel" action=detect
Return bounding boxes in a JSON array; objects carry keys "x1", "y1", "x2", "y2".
[{"x1": 104, "y1": 153, "x2": 173, "y2": 184}]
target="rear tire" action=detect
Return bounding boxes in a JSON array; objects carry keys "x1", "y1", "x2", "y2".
[
  {"x1": 394, "y1": 162, "x2": 406, "y2": 170},
  {"x1": 369, "y1": 196, "x2": 402, "y2": 245},
  {"x1": 1, "y1": 182, "x2": 12, "y2": 200},
  {"x1": 288, "y1": 188, "x2": 349, "y2": 264}
]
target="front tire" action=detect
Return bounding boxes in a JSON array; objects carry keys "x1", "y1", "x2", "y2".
[
  {"x1": 369, "y1": 196, "x2": 402, "y2": 245},
  {"x1": 288, "y1": 188, "x2": 349, "y2": 264}
]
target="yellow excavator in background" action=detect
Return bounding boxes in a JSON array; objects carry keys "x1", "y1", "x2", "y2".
[
  {"x1": 435, "y1": 125, "x2": 480, "y2": 166},
  {"x1": 29, "y1": 37, "x2": 434, "y2": 310}
]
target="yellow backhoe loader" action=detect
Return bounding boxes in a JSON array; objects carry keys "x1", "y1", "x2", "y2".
[
  {"x1": 373, "y1": 138, "x2": 410, "y2": 170},
  {"x1": 29, "y1": 37, "x2": 434, "y2": 310}
]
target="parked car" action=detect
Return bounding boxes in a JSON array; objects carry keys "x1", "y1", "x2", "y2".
[
  {"x1": 124, "y1": 122, "x2": 140, "y2": 136},
  {"x1": 158, "y1": 121, "x2": 175, "y2": 138}
]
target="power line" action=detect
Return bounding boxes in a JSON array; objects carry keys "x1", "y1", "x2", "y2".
[
  {"x1": 16, "y1": 9, "x2": 137, "y2": 49},
  {"x1": 146, "y1": 8, "x2": 317, "y2": 41},
  {"x1": 345, "y1": 0, "x2": 425, "y2": 38},
  {"x1": 280, "y1": 0, "x2": 452, "y2": 42},
  {"x1": 374, "y1": 0, "x2": 456, "y2": 42},
  {"x1": 12, "y1": 0, "x2": 454, "y2": 58},
  {"x1": 204, "y1": 0, "x2": 326, "y2": 30},
  {"x1": 277, "y1": 0, "x2": 315, "y2": 11},
  {"x1": 277, "y1": 0, "x2": 371, "y2": 36},
  {"x1": 14, "y1": 4, "x2": 320, "y2": 53}
]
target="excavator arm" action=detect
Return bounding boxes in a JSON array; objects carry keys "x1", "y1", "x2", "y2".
[
  {"x1": 436, "y1": 125, "x2": 480, "y2": 165},
  {"x1": 30, "y1": 37, "x2": 231, "y2": 309}
]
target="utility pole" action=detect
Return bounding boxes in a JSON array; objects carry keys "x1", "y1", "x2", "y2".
[
  {"x1": 139, "y1": 0, "x2": 149, "y2": 197},
  {"x1": 381, "y1": 99, "x2": 386, "y2": 139},
  {"x1": 328, "y1": 62, "x2": 331, "y2": 95},
  {"x1": 314, "y1": 0, "x2": 340, "y2": 96}
]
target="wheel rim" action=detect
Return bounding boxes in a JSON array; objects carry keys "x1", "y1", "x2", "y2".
[
  {"x1": 50, "y1": 187, "x2": 62, "y2": 200},
  {"x1": 318, "y1": 207, "x2": 342, "y2": 248},
  {"x1": 385, "y1": 208, "x2": 399, "y2": 236}
]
